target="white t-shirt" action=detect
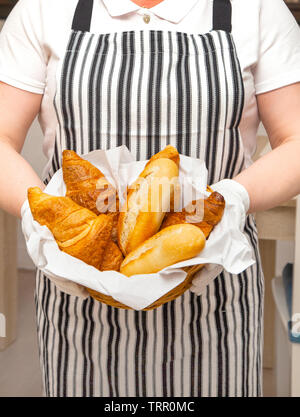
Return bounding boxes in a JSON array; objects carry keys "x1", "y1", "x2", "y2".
[{"x1": 1, "y1": 0, "x2": 300, "y2": 175}]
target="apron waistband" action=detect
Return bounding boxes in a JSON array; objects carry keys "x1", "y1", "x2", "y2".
[{"x1": 71, "y1": 0, "x2": 232, "y2": 33}]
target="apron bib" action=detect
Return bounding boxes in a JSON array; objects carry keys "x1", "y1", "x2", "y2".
[{"x1": 36, "y1": 0, "x2": 264, "y2": 397}]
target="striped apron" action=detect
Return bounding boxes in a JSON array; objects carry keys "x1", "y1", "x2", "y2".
[{"x1": 35, "y1": 0, "x2": 264, "y2": 397}]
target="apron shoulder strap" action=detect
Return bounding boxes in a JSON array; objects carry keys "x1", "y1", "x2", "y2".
[
  {"x1": 72, "y1": 0, "x2": 94, "y2": 32},
  {"x1": 212, "y1": 0, "x2": 232, "y2": 32}
]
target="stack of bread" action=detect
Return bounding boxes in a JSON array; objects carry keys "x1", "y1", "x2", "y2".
[{"x1": 27, "y1": 145, "x2": 225, "y2": 304}]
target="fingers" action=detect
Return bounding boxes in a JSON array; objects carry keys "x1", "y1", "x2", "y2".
[
  {"x1": 190, "y1": 264, "x2": 223, "y2": 296},
  {"x1": 49, "y1": 276, "x2": 89, "y2": 298}
]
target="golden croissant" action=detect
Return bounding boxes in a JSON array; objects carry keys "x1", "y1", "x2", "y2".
[
  {"x1": 28, "y1": 187, "x2": 116, "y2": 270},
  {"x1": 62, "y1": 150, "x2": 119, "y2": 241},
  {"x1": 100, "y1": 241, "x2": 124, "y2": 272},
  {"x1": 161, "y1": 191, "x2": 225, "y2": 239}
]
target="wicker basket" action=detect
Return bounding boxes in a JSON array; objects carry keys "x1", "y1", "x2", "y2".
[
  {"x1": 86, "y1": 263, "x2": 205, "y2": 310},
  {"x1": 87, "y1": 185, "x2": 213, "y2": 310}
]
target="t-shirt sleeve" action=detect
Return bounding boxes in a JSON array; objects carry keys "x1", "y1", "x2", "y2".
[
  {"x1": 253, "y1": 0, "x2": 300, "y2": 95},
  {"x1": 0, "y1": 0, "x2": 48, "y2": 94}
]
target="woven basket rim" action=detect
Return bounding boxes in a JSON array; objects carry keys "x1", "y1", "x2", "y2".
[{"x1": 86, "y1": 264, "x2": 204, "y2": 310}]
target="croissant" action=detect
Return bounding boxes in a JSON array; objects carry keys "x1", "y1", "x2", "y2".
[
  {"x1": 161, "y1": 191, "x2": 225, "y2": 239},
  {"x1": 100, "y1": 241, "x2": 124, "y2": 272},
  {"x1": 62, "y1": 150, "x2": 119, "y2": 241},
  {"x1": 28, "y1": 187, "x2": 113, "y2": 270}
]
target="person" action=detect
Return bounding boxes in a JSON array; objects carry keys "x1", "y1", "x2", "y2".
[{"x1": 1, "y1": 0, "x2": 300, "y2": 397}]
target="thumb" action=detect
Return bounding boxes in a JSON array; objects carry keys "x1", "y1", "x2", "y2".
[{"x1": 190, "y1": 264, "x2": 223, "y2": 296}]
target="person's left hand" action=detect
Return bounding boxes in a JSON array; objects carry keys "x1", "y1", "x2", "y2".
[
  {"x1": 190, "y1": 179, "x2": 250, "y2": 296},
  {"x1": 190, "y1": 263, "x2": 224, "y2": 295}
]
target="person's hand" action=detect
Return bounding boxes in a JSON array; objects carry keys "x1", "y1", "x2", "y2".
[
  {"x1": 21, "y1": 198, "x2": 89, "y2": 298},
  {"x1": 190, "y1": 264, "x2": 224, "y2": 295},
  {"x1": 190, "y1": 179, "x2": 250, "y2": 296}
]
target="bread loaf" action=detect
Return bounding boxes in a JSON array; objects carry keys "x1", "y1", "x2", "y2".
[
  {"x1": 146, "y1": 145, "x2": 180, "y2": 167},
  {"x1": 118, "y1": 158, "x2": 179, "y2": 255},
  {"x1": 120, "y1": 223, "x2": 206, "y2": 277}
]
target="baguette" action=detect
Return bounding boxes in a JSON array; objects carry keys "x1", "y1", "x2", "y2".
[
  {"x1": 118, "y1": 158, "x2": 179, "y2": 255},
  {"x1": 146, "y1": 145, "x2": 180, "y2": 168},
  {"x1": 120, "y1": 224, "x2": 206, "y2": 277}
]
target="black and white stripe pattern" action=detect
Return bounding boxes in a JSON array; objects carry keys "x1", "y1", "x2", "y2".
[
  {"x1": 45, "y1": 30, "x2": 245, "y2": 184},
  {"x1": 37, "y1": 23, "x2": 263, "y2": 396},
  {"x1": 35, "y1": 251, "x2": 264, "y2": 397}
]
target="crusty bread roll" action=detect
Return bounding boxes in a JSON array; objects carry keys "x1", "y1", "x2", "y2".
[
  {"x1": 146, "y1": 145, "x2": 181, "y2": 211},
  {"x1": 120, "y1": 224, "x2": 206, "y2": 277},
  {"x1": 146, "y1": 145, "x2": 180, "y2": 168},
  {"x1": 118, "y1": 158, "x2": 179, "y2": 255}
]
